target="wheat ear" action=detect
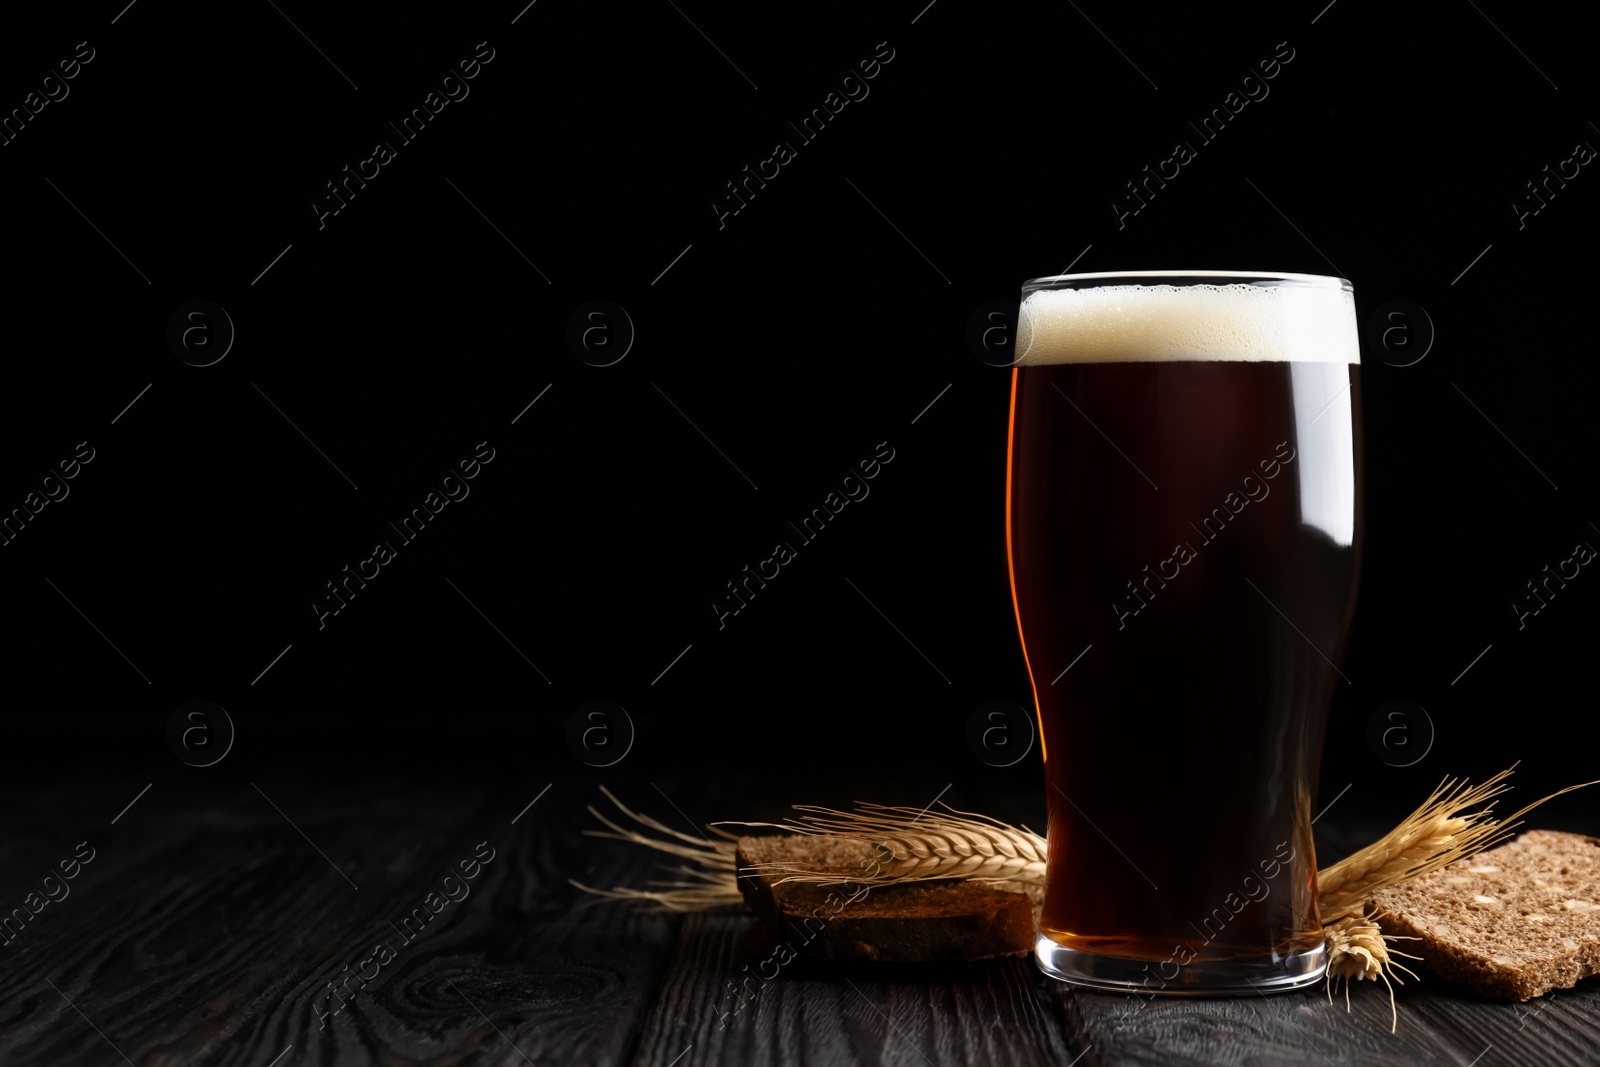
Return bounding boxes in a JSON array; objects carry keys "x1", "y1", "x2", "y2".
[
  {"x1": 1323, "y1": 911, "x2": 1422, "y2": 1033},
  {"x1": 1317, "y1": 767, "x2": 1516, "y2": 920},
  {"x1": 746, "y1": 802, "x2": 1048, "y2": 887}
]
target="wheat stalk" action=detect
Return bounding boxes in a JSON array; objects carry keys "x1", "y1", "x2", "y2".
[
  {"x1": 1318, "y1": 765, "x2": 1600, "y2": 921},
  {"x1": 568, "y1": 791, "x2": 1047, "y2": 906},
  {"x1": 746, "y1": 803, "x2": 1048, "y2": 887},
  {"x1": 574, "y1": 768, "x2": 1592, "y2": 910},
  {"x1": 1316, "y1": 766, "x2": 1516, "y2": 921},
  {"x1": 580, "y1": 767, "x2": 1589, "y2": 910}
]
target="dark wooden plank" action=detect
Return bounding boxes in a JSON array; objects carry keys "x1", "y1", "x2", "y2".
[
  {"x1": 1391, "y1": 974, "x2": 1600, "y2": 1067},
  {"x1": 0, "y1": 774, "x2": 684, "y2": 1067},
  {"x1": 4, "y1": 763, "x2": 1596, "y2": 1066},
  {"x1": 630, "y1": 910, "x2": 1085, "y2": 1067},
  {"x1": 1058, "y1": 968, "x2": 1600, "y2": 1066}
]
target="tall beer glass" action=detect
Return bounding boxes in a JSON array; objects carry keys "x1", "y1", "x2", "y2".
[{"x1": 1006, "y1": 271, "x2": 1361, "y2": 993}]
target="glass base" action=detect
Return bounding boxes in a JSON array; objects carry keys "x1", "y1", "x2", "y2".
[{"x1": 1034, "y1": 935, "x2": 1327, "y2": 996}]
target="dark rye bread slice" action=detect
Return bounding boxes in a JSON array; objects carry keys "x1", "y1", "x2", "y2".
[
  {"x1": 1369, "y1": 830, "x2": 1600, "y2": 1001},
  {"x1": 735, "y1": 834, "x2": 1036, "y2": 963}
]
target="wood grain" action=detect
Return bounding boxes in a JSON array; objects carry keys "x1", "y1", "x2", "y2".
[
  {"x1": 631, "y1": 911, "x2": 1086, "y2": 1067},
  {"x1": 0, "y1": 774, "x2": 684, "y2": 1067},
  {"x1": 1058, "y1": 952, "x2": 1600, "y2": 1066},
  {"x1": 0, "y1": 768, "x2": 1596, "y2": 1065}
]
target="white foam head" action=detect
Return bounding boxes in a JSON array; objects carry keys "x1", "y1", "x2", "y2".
[{"x1": 1014, "y1": 273, "x2": 1359, "y2": 365}]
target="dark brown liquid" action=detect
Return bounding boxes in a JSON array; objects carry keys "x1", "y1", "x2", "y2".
[{"x1": 1007, "y1": 359, "x2": 1362, "y2": 963}]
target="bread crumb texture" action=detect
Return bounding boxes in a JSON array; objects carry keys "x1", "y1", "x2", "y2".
[{"x1": 1370, "y1": 830, "x2": 1600, "y2": 1001}]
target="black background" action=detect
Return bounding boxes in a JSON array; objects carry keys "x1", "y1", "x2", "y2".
[{"x1": 3, "y1": 0, "x2": 1597, "y2": 834}]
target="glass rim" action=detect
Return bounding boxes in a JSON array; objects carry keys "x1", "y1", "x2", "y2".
[{"x1": 1021, "y1": 270, "x2": 1352, "y2": 294}]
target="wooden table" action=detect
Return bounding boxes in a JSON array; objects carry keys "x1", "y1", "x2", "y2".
[{"x1": 2, "y1": 755, "x2": 1594, "y2": 1066}]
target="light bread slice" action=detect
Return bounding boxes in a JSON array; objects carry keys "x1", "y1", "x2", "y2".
[
  {"x1": 1369, "y1": 829, "x2": 1600, "y2": 1000},
  {"x1": 735, "y1": 834, "x2": 1036, "y2": 963}
]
